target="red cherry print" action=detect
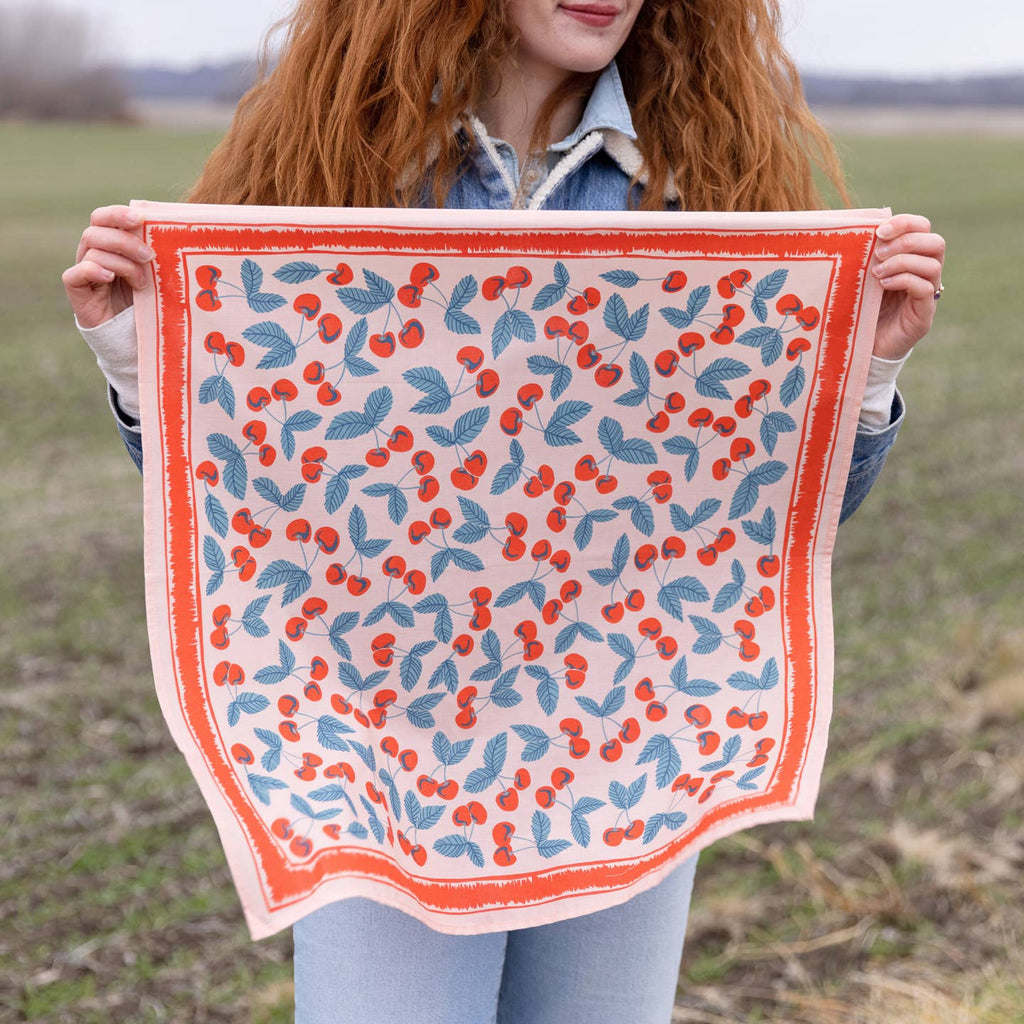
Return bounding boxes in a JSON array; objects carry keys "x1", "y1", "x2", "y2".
[
  {"x1": 735, "y1": 394, "x2": 755, "y2": 418},
  {"x1": 411, "y1": 449, "x2": 435, "y2": 475},
  {"x1": 327, "y1": 262, "x2": 353, "y2": 286},
  {"x1": 635, "y1": 677, "x2": 656, "y2": 702},
  {"x1": 456, "y1": 345, "x2": 484, "y2": 371},
  {"x1": 749, "y1": 378, "x2": 771, "y2": 400},
  {"x1": 453, "y1": 634, "x2": 474, "y2": 657},
  {"x1": 603, "y1": 827, "x2": 626, "y2": 847},
  {"x1": 223, "y1": 342, "x2": 244, "y2": 366},
  {"x1": 660, "y1": 536, "x2": 686, "y2": 559},
  {"x1": 619, "y1": 717, "x2": 641, "y2": 743},
  {"x1": 417, "y1": 476, "x2": 440, "y2": 502},
  {"x1": 645, "y1": 701, "x2": 668, "y2": 722},
  {"x1": 733, "y1": 619, "x2": 756, "y2": 642},
  {"x1": 316, "y1": 381, "x2": 342, "y2": 405},
  {"x1": 475, "y1": 368, "x2": 500, "y2": 398},
  {"x1": 544, "y1": 315, "x2": 570, "y2": 339},
  {"x1": 721, "y1": 303, "x2": 744, "y2": 327},
  {"x1": 436, "y1": 779, "x2": 459, "y2": 800},
  {"x1": 500, "y1": 407, "x2": 524, "y2": 436},
  {"x1": 697, "y1": 730, "x2": 720, "y2": 755},
  {"x1": 482, "y1": 275, "x2": 506, "y2": 300},
  {"x1": 655, "y1": 636, "x2": 678, "y2": 659},
  {"x1": 712, "y1": 416, "x2": 736, "y2": 437},
  {"x1": 738, "y1": 639, "x2": 761, "y2": 661},
  {"x1": 469, "y1": 605, "x2": 492, "y2": 630},
  {"x1": 576, "y1": 343, "x2": 601, "y2": 369},
  {"x1": 567, "y1": 320, "x2": 589, "y2": 344},
  {"x1": 399, "y1": 319, "x2": 425, "y2": 348},
  {"x1": 654, "y1": 349, "x2": 679, "y2": 377},
  {"x1": 404, "y1": 569, "x2": 427, "y2": 595},
  {"x1": 409, "y1": 262, "x2": 439, "y2": 288},
  {"x1": 594, "y1": 363, "x2": 623, "y2": 387},
  {"x1": 716, "y1": 276, "x2": 736, "y2": 299},
  {"x1": 795, "y1": 306, "x2": 820, "y2": 330},
  {"x1": 369, "y1": 332, "x2": 397, "y2": 358},
  {"x1": 662, "y1": 270, "x2": 687, "y2": 292},
  {"x1": 599, "y1": 737, "x2": 623, "y2": 762},
  {"x1": 505, "y1": 266, "x2": 532, "y2": 288},
  {"x1": 397, "y1": 283, "x2": 422, "y2": 308},
  {"x1": 786, "y1": 337, "x2": 812, "y2": 360},
  {"x1": 684, "y1": 703, "x2": 712, "y2": 728},
  {"x1": 714, "y1": 527, "x2": 736, "y2": 552},
  {"x1": 726, "y1": 706, "x2": 750, "y2": 729},
  {"x1": 548, "y1": 549, "x2": 571, "y2": 573},
  {"x1": 196, "y1": 289, "x2": 221, "y2": 311},
  {"x1": 594, "y1": 474, "x2": 617, "y2": 495},
  {"x1": 317, "y1": 313, "x2": 343, "y2": 342},
  {"x1": 303, "y1": 360, "x2": 326, "y2": 384},
  {"x1": 293, "y1": 293, "x2": 321, "y2": 319},
  {"x1": 757, "y1": 554, "x2": 780, "y2": 577},
  {"x1": 560, "y1": 581, "x2": 583, "y2": 603},
  {"x1": 665, "y1": 391, "x2": 686, "y2": 413},
  {"x1": 776, "y1": 293, "x2": 802, "y2": 315},
  {"x1": 646, "y1": 410, "x2": 670, "y2": 433},
  {"x1": 730, "y1": 437, "x2": 755, "y2": 461},
  {"x1": 677, "y1": 332, "x2": 705, "y2": 356},
  {"x1": 567, "y1": 294, "x2": 588, "y2": 315},
  {"x1": 469, "y1": 586, "x2": 492, "y2": 607},
  {"x1": 536, "y1": 786, "x2": 557, "y2": 809},
  {"x1": 696, "y1": 545, "x2": 718, "y2": 566},
  {"x1": 203, "y1": 330, "x2": 226, "y2": 354},
  {"x1": 387, "y1": 424, "x2": 414, "y2": 452},
  {"x1": 638, "y1": 617, "x2": 662, "y2": 640},
  {"x1": 748, "y1": 711, "x2": 768, "y2": 731},
  {"x1": 517, "y1": 382, "x2": 543, "y2": 409}
]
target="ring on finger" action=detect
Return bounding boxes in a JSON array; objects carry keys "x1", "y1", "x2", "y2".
[{"x1": 933, "y1": 282, "x2": 944, "y2": 301}]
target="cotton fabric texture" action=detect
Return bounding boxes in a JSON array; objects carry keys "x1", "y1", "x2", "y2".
[{"x1": 131, "y1": 199, "x2": 886, "y2": 939}]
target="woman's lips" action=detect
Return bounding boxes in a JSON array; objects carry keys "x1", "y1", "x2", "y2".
[{"x1": 559, "y1": 3, "x2": 619, "y2": 28}]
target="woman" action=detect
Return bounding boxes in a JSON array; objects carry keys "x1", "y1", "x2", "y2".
[{"x1": 63, "y1": 2, "x2": 945, "y2": 1021}]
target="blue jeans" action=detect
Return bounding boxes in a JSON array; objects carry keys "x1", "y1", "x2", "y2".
[{"x1": 293, "y1": 851, "x2": 699, "y2": 1024}]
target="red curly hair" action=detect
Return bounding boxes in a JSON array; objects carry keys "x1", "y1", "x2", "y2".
[{"x1": 188, "y1": 0, "x2": 846, "y2": 211}]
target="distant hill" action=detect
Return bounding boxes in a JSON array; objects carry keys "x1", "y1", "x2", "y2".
[
  {"x1": 802, "y1": 73, "x2": 1024, "y2": 106},
  {"x1": 120, "y1": 61, "x2": 256, "y2": 102},
  {"x1": 118, "y1": 62, "x2": 1024, "y2": 108}
]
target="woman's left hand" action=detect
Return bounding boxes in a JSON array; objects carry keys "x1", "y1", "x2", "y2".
[{"x1": 871, "y1": 213, "x2": 946, "y2": 360}]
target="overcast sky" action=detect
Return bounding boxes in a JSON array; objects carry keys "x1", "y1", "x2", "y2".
[{"x1": 5, "y1": 0, "x2": 1023, "y2": 77}]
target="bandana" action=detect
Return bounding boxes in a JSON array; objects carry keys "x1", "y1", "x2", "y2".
[{"x1": 133, "y1": 202, "x2": 886, "y2": 938}]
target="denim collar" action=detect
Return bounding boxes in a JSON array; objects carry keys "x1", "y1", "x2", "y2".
[{"x1": 548, "y1": 60, "x2": 638, "y2": 153}]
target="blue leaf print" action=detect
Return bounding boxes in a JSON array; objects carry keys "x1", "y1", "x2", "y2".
[
  {"x1": 780, "y1": 365, "x2": 805, "y2": 406},
  {"x1": 273, "y1": 261, "x2": 323, "y2": 284}
]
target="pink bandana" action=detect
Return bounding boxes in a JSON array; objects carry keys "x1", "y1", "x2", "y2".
[{"x1": 133, "y1": 202, "x2": 886, "y2": 938}]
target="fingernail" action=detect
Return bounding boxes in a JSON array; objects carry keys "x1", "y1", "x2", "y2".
[
  {"x1": 126, "y1": 210, "x2": 143, "y2": 226},
  {"x1": 877, "y1": 223, "x2": 894, "y2": 239},
  {"x1": 101, "y1": 268, "x2": 115, "y2": 281},
  {"x1": 138, "y1": 244, "x2": 154, "y2": 261},
  {"x1": 875, "y1": 244, "x2": 889, "y2": 259}
]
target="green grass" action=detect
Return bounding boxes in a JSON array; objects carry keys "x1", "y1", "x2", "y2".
[{"x1": 1, "y1": 120, "x2": 1022, "y2": 1024}]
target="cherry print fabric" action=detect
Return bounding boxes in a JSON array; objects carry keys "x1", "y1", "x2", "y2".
[{"x1": 133, "y1": 201, "x2": 887, "y2": 939}]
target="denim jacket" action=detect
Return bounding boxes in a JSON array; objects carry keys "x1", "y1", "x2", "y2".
[{"x1": 112, "y1": 61, "x2": 902, "y2": 522}]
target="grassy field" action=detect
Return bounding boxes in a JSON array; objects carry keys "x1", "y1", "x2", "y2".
[{"x1": 1, "y1": 121, "x2": 1022, "y2": 1024}]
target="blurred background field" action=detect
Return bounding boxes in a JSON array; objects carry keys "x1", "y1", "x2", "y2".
[{"x1": 0, "y1": 118, "x2": 1022, "y2": 1024}]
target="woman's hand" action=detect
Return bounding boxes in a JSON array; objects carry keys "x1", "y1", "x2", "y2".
[
  {"x1": 62, "y1": 205, "x2": 152, "y2": 328},
  {"x1": 871, "y1": 213, "x2": 946, "y2": 361}
]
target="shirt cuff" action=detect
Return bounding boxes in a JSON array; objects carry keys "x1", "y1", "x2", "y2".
[
  {"x1": 857, "y1": 352, "x2": 909, "y2": 434},
  {"x1": 76, "y1": 306, "x2": 140, "y2": 418}
]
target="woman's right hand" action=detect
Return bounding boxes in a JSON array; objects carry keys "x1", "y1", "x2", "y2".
[{"x1": 62, "y1": 205, "x2": 153, "y2": 328}]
